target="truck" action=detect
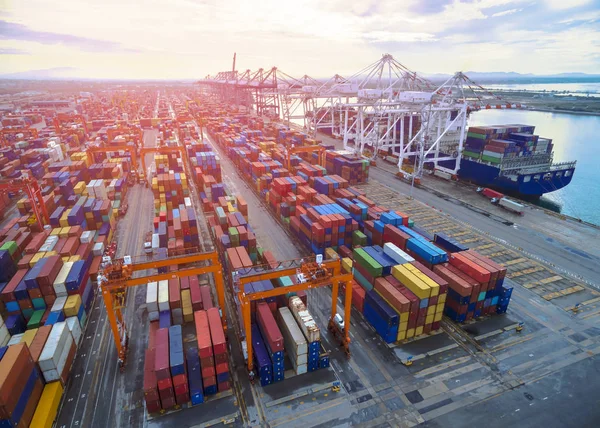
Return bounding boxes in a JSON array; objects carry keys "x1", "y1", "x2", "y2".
[
  {"x1": 477, "y1": 187, "x2": 505, "y2": 200},
  {"x1": 144, "y1": 231, "x2": 153, "y2": 254},
  {"x1": 494, "y1": 197, "x2": 525, "y2": 216}
]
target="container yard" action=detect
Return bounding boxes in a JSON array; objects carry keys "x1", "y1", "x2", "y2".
[{"x1": 0, "y1": 77, "x2": 599, "y2": 428}]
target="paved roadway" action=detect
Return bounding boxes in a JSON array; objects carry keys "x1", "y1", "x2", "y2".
[{"x1": 370, "y1": 166, "x2": 600, "y2": 289}]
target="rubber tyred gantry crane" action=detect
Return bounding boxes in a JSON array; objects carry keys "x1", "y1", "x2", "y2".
[
  {"x1": 235, "y1": 256, "x2": 353, "y2": 374},
  {"x1": 98, "y1": 251, "x2": 227, "y2": 370},
  {"x1": 285, "y1": 145, "x2": 326, "y2": 172},
  {"x1": 0, "y1": 177, "x2": 50, "y2": 230}
]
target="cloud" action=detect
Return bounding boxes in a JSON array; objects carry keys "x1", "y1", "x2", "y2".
[
  {"x1": 544, "y1": 0, "x2": 592, "y2": 10},
  {"x1": 0, "y1": 47, "x2": 29, "y2": 55},
  {"x1": 363, "y1": 31, "x2": 437, "y2": 43},
  {"x1": 492, "y1": 8, "x2": 522, "y2": 17},
  {"x1": 0, "y1": 20, "x2": 141, "y2": 53}
]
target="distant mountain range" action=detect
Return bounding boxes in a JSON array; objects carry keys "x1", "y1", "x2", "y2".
[{"x1": 1, "y1": 67, "x2": 600, "y2": 83}]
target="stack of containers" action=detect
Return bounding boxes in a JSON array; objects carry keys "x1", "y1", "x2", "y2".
[
  {"x1": 146, "y1": 281, "x2": 159, "y2": 321},
  {"x1": 169, "y1": 325, "x2": 189, "y2": 405},
  {"x1": 277, "y1": 307, "x2": 308, "y2": 375},
  {"x1": 288, "y1": 296, "x2": 320, "y2": 371},
  {"x1": 158, "y1": 280, "x2": 170, "y2": 328},
  {"x1": 0, "y1": 343, "x2": 44, "y2": 427},
  {"x1": 251, "y1": 324, "x2": 273, "y2": 386},
  {"x1": 195, "y1": 310, "x2": 217, "y2": 396},
  {"x1": 154, "y1": 327, "x2": 175, "y2": 409},
  {"x1": 39, "y1": 321, "x2": 76, "y2": 385},
  {"x1": 207, "y1": 308, "x2": 230, "y2": 392},
  {"x1": 185, "y1": 347, "x2": 204, "y2": 405},
  {"x1": 256, "y1": 302, "x2": 284, "y2": 382}
]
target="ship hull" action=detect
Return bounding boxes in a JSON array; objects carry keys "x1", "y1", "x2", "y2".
[{"x1": 454, "y1": 159, "x2": 575, "y2": 198}]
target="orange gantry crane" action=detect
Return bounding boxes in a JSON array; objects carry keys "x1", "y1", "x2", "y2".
[
  {"x1": 0, "y1": 127, "x2": 39, "y2": 147},
  {"x1": 53, "y1": 113, "x2": 88, "y2": 135},
  {"x1": 0, "y1": 177, "x2": 50, "y2": 230},
  {"x1": 235, "y1": 256, "x2": 353, "y2": 374},
  {"x1": 285, "y1": 145, "x2": 326, "y2": 171},
  {"x1": 86, "y1": 145, "x2": 139, "y2": 170},
  {"x1": 98, "y1": 251, "x2": 226, "y2": 370}
]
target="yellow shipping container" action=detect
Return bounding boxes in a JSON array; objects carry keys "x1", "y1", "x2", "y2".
[
  {"x1": 324, "y1": 247, "x2": 338, "y2": 260},
  {"x1": 400, "y1": 312, "x2": 409, "y2": 322},
  {"x1": 426, "y1": 306, "x2": 436, "y2": 317},
  {"x1": 415, "y1": 326, "x2": 424, "y2": 336},
  {"x1": 21, "y1": 328, "x2": 38, "y2": 347},
  {"x1": 436, "y1": 303, "x2": 445, "y2": 314},
  {"x1": 399, "y1": 321, "x2": 408, "y2": 332},
  {"x1": 407, "y1": 265, "x2": 440, "y2": 297},
  {"x1": 50, "y1": 228, "x2": 61, "y2": 236},
  {"x1": 74, "y1": 181, "x2": 86, "y2": 194},
  {"x1": 59, "y1": 227, "x2": 70, "y2": 238},
  {"x1": 406, "y1": 328, "x2": 415, "y2": 339},
  {"x1": 30, "y1": 252, "x2": 46, "y2": 267},
  {"x1": 64, "y1": 295, "x2": 82, "y2": 317},
  {"x1": 341, "y1": 258, "x2": 352, "y2": 273},
  {"x1": 60, "y1": 210, "x2": 70, "y2": 227},
  {"x1": 397, "y1": 330, "x2": 407, "y2": 341},
  {"x1": 425, "y1": 314, "x2": 434, "y2": 325},
  {"x1": 438, "y1": 293, "x2": 447, "y2": 304},
  {"x1": 227, "y1": 202, "x2": 235, "y2": 213},
  {"x1": 434, "y1": 312, "x2": 443, "y2": 322},
  {"x1": 31, "y1": 381, "x2": 64, "y2": 428},
  {"x1": 391, "y1": 265, "x2": 431, "y2": 300},
  {"x1": 68, "y1": 255, "x2": 81, "y2": 263},
  {"x1": 61, "y1": 256, "x2": 70, "y2": 263}
]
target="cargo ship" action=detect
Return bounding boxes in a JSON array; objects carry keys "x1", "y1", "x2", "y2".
[{"x1": 455, "y1": 124, "x2": 577, "y2": 199}]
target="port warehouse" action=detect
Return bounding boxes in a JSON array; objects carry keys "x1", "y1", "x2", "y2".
[
  {"x1": 0, "y1": 85, "x2": 597, "y2": 427},
  {"x1": 0, "y1": 85, "x2": 519, "y2": 427}
]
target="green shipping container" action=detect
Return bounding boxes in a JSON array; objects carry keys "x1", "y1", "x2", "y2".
[
  {"x1": 352, "y1": 230, "x2": 367, "y2": 247},
  {"x1": 0, "y1": 241, "x2": 18, "y2": 256},
  {"x1": 27, "y1": 310, "x2": 45, "y2": 329},
  {"x1": 481, "y1": 155, "x2": 501, "y2": 164},
  {"x1": 353, "y1": 248, "x2": 383, "y2": 278},
  {"x1": 467, "y1": 132, "x2": 486, "y2": 140}
]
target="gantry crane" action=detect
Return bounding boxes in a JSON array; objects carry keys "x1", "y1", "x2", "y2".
[
  {"x1": 0, "y1": 127, "x2": 39, "y2": 147},
  {"x1": 285, "y1": 145, "x2": 326, "y2": 172},
  {"x1": 235, "y1": 256, "x2": 353, "y2": 374},
  {"x1": 106, "y1": 123, "x2": 143, "y2": 147},
  {"x1": 98, "y1": 251, "x2": 226, "y2": 370},
  {"x1": 0, "y1": 177, "x2": 50, "y2": 230},
  {"x1": 86, "y1": 145, "x2": 140, "y2": 178},
  {"x1": 53, "y1": 113, "x2": 88, "y2": 135}
]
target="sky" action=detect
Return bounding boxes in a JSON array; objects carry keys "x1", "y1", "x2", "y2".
[{"x1": 0, "y1": 0, "x2": 599, "y2": 80}]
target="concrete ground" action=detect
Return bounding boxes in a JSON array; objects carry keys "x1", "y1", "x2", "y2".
[{"x1": 54, "y1": 94, "x2": 600, "y2": 428}]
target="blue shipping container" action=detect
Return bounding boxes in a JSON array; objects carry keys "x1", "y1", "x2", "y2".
[
  {"x1": 186, "y1": 348, "x2": 204, "y2": 405},
  {"x1": 169, "y1": 325, "x2": 185, "y2": 377}
]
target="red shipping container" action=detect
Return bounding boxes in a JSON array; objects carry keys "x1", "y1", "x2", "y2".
[
  {"x1": 207, "y1": 307, "x2": 226, "y2": 355},
  {"x1": 256, "y1": 302, "x2": 283, "y2": 353},
  {"x1": 194, "y1": 311, "x2": 213, "y2": 359},
  {"x1": 36, "y1": 255, "x2": 64, "y2": 288},
  {"x1": 236, "y1": 246, "x2": 253, "y2": 268},
  {"x1": 146, "y1": 398, "x2": 161, "y2": 413},
  {"x1": 350, "y1": 281, "x2": 365, "y2": 313},
  {"x1": 203, "y1": 375, "x2": 216, "y2": 387},
  {"x1": 61, "y1": 236, "x2": 80, "y2": 257},
  {"x1": 53, "y1": 237, "x2": 67, "y2": 255},
  {"x1": 148, "y1": 321, "x2": 159, "y2": 350},
  {"x1": 226, "y1": 248, "x2": 242, "y2": 270},
  {"x1": 154, "y1": 328, "x2": 171, "y2": 380},
  {"x1": 59, "y1": 340, "x2": 77, "y2": 386},
  {"x1": 17, "y1": 253, "x2": 34, "y2": 269},
  {"x1": 374, "y1": 277, "x2": 410, "y2": 313},
  {"x1": 215, "y1": 362, "x2": 228, "y2": 375},
  {"x1": 173, "y1": 374, "x2": 188, "y2": 396},
  {"x1": 411, "y1": 261, "x2": 449, "y2": 295},
  {"x1": 1, "y1": 269, "x2": 27, "y2": 303},
  {"x1": 190, "y1": 277, "x2": 202, "y2": 311},
  {"x1": 180, "y1": 276, "x2": 190, "y2": 290},
  {"x1": 218, "y1": 381, "x2": 230, "y2": 392},
  {"x1": 144, "y1": 348, "x2": 159, "y2": 400},
  {"x1": 201, "y1": 365, "x2": 215, "y2": 378},
  {"x1": 449, "y1": 253, "x2": 491, "y2": 283},
  {"x1": 89, "y1": 256, "x2": 102, "y2": 282},
  {"x1": 433, "y1": 265, "x2": 473, "y2": 298},
  {"x1": 168, "y1": 278, "x2": 181, "y2": 309},
  {"x1": 200, "y1": 286, "x2": 213, "y2": 309}
]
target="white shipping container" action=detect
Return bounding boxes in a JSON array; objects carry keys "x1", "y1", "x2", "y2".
[
  {"x1": 295, "y1": 363, "x2": 308, "y2": 375},
  {"x1": 80, "y1": 230, "x2": 94, "y2": 244},
  {"x1": 152, "y1": 234, "x2": 160, "y2": 251},
  {"x1": 278, "y1": 307, "x2": 308, "y2": 355},
  {"x1": 54, "y1": 262, "x2": 74, "y2": 296},
  {"x1": 288, "y1": 297, "x2": 320, "y2": 343},
  {"x1": 7, "y1": 333, "x2": 24, "y2": 346},
  {"x1": 51, "y1": 296, "x2": 68, "y2": 312},
  {"x1": 383, "y1": 243, "x2": 414, "y2": 264},
  {"x1": 66, "y1": 316, "x2": 82, "y2": 346},
  {"x1": 0, "y1": 325, "x2": 10, "y2": 347},
  {"x1": 158, "y1": 280, "x2": 169, "y2": 312},
  {"x1": 92, "y1": 242, "x2": 105, "y2": 257},
  {"x1": 41, "y1": 235, "x2": 59, "y2": 252},
  {"x1": 39, "y1": 322, "x2": 70, "y2": 372},
  {"x1": 43, "y1": 335, "x2": 74, "y2": 383},
  {"x1": 86, "y1": 180, "x2": 96, "y2": 198},
  {"x1": 184, "y1": 197, "x2": 192, "y2": 208},
  {"x1": 146, "y1": 282, "x2": 158, "y2": 313},
  {"x1": 499, "y1": 197, "x2": 525, "y2": 214}
]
